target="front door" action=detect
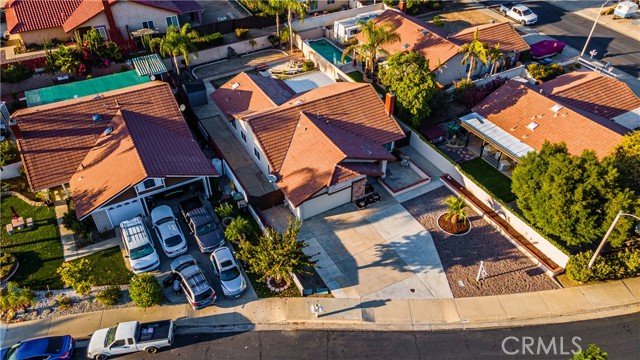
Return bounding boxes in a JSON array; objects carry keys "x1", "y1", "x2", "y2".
[{"x1": 351, "y1": 178, "x2": 366, "y2": 202}]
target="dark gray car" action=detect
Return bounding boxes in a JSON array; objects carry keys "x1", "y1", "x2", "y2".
[{"x1": 179, "y1": 197, "x2": 225, "y2": 253}]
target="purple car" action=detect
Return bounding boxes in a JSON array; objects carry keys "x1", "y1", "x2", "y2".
[
  {"x1": 1, "y1": 336, "x2": 75, "y2": 360},
  {"x1": 530, "y1": 40, "x2": 566, "y2": 59}
]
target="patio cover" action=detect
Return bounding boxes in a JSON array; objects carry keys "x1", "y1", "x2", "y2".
[
  {"x1": 459, "y1": 112, "x2": 535, "y2": 160},
  {"x1": 132, "y1": 54, "x2": 168, "y2": 76}
]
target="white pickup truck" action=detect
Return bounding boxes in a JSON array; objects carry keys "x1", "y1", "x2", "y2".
[
  {"x1": 500, "y1": 3, "x2": 538, "y2": 25},
  {"x1": 87, "y1": 320, "x2": 174, "y2": 360}
]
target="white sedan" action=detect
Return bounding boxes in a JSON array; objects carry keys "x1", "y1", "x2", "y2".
[{"x1": 150, "y1": 205, "x2": 188, "y2": 258}]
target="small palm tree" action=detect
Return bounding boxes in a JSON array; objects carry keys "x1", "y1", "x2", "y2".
[
  {"x1": 283, "y1": 0, "x2": 308, "y2": 53},
  {"x1": 444, "y1": 196, "x2": 468, "y2": 224},
  {"x1": 342, "y1": 19, "x2": 400, "y2": 79},
  {"x1": 249, "y1": 39, "x2": 257, "y2": 53},
  {"x1": 459, "y1": 29, "x2": 489, "y2": 80},
  {"x1": 487, "y1": 43, "x2": 504, "y2": 75},
  {"x1": 149, "y1": 24, "x2": 199, "y2": 74}
]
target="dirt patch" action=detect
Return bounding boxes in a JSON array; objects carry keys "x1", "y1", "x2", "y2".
[{"x1": 422, "y1": 3, "x2": 499, "y2": 35}]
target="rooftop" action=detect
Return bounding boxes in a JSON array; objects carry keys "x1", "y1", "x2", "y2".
[
  {"x1": 132, "y1": 54, "x2": 168, "y2": 77},
  {"x1": 283, "y1": 71, "x2": 336, "y2": 93},
  {"x1": 449, "y1": 22, "x2": 530, "y2": 53}
]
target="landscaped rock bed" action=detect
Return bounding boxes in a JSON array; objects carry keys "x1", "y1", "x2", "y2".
[{"x1": 402, "y1": 187, "x2": 558, "y2": 297}]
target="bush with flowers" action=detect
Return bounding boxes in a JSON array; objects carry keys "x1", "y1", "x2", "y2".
[{"x1": 46, "y1": 28, "x2": 122, "y2": 75}]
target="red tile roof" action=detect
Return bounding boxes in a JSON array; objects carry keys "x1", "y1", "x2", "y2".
[
  {"x1": 62, "y1": 0, "x2": 117, "y2": 33},
  {"x1": 472, "y1": 80, "x2": 629, "y2": 159},
  {"x1": 449, "y1": 22, "x2": 530, "y2": 53},
  {"x1": 5, "y1": 0, "x2": 82, "y2": 34},
  {"x1": 539, "y1": 70, "x2": 640, "y2": 120}
]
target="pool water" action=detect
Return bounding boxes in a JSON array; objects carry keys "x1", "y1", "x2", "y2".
[{"x1": 308, "y1": 39, "x2": 352, "y2": 66}]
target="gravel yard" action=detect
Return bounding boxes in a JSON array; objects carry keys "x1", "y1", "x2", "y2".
[{"x1": 402, "y1": 187, "x2": 558, "y2": 298}]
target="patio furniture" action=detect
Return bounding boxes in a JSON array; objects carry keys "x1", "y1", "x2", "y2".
[
  {"x1": 11, "y1": 217, "x2": 24, "y2": 230},
  {"x1": 26, "y1": 217, "x2": 34, "y2": 229},
  {"x1": 6, "y1": 224, "x2": 14, "y2": 235}
]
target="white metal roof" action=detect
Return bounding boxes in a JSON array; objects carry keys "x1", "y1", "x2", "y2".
[
  {"x1": 612, "y1": 107, "x2": 640, "y2": 130},
  {"x1": 283, "y1": 71, "x2": 336, "y2": 93},
  {"x1": 460, "y1": 112, "x2": 535, "y2": 159}
]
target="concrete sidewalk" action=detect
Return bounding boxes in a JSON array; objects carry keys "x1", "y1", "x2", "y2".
[{"x1": 2, "y1": 278, "x2": 638, "y2": 345}]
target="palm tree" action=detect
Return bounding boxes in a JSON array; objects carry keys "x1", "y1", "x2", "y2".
[
  {"x1": 444, "y1": 196, "x2": 468, "y2": 224},
  {"x1": 487, "y1": 43, "x2": 504, "y2": 75},
  {"x1": 282, "y1": 0, "x2": 308, "y2": 53},
  {"x1": 341, "y1": 19, "x2": 400, "y2": 79},
  {"x1": 149, "y1": 24, "x2": 199, "y2": 75},
  {"x1": 249, "y1": 39, "x2": 257, "y2": 53},
  {"x1": 459, "y1": 28, "x2": 489, "y2": 80}
]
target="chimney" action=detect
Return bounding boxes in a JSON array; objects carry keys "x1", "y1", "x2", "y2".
[
  {"x1": 102, "y1": 0, "x2": 123, "y2": 42},
  {"x1": 9, "y1": 118, "x2": 22, "y2": 139},
  {"x1": 385, "y1": 93, "x2": 395, "y2": 116},
  {"x1": 399, "y1": 0, "x2": 407, "y2": 13}
]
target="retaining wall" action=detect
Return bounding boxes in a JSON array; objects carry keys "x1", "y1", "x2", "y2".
[{"x1": 163, "y1": 35, "x2": 274, "y2": 69}]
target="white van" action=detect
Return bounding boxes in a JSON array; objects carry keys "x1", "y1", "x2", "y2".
[{"x1": 121, "y1": 217, "x2": 160, "y2": 274}]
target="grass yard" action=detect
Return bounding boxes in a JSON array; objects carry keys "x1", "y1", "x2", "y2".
[
  {"x1": 459, "y1": 158, "x2": 517, "y2": 203},
  {"x1": 74, "y1": 246, "x2": 133, "y2": 286},
  {"x1": 1, "y1": 196, "x2": 63, "y2": 289},
  {"x1": 346, "y1": 71, "x2": 387, "y2": 96}
]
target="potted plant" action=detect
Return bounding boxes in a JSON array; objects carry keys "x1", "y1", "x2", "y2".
[
  {"x1": 215, "y1": 202, "x2": 235, "y2": 227},
  {"x1": 437, "y1": 196, "x2": 471, "y2": 235}
]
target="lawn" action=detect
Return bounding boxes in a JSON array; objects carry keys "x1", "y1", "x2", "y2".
[
  {"x1": 1, "y1": 196, "x2": 63, "y2": 289},
  {"x1": 74, "y1": 246, "x2": 133, "y2": 286},
  {"x1": 346, "y1": 71, "x2": 387, "y2": 96},
  {"x1": 459, "y1": 158, "x2": 517, "y2": 203}
]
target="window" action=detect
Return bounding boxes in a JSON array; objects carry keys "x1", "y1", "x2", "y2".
[
  {"x1": 142, "y1": 20, "x2": 155, "y2": 29},
  {"x1": 328, "y1": 0, "x2": 335, "y2": 4},
  {"x1": 111, "y1": 340, "x2": 126, "y2": 347},
  {"x1": 127, "y1": 338, "x2": 134, "y2": 345},
  {"x1": 143, "y1": 179, "x2": 156, "y2": 189},
  {"x1": 231, "y1": 118, "x2": 237, "y2": 130},
  {"x1": 95, "y1": 26, "x2": 108, "y2": 40},
  {"x1": 241, "y1": 131, "x2": 247, "y2": 143},
  {"x1": 166, "y1": 15, "x2": 179, "y2": 27},
  {"x1": 254, "y1": 147, "x2": 261, "y2": 161}
]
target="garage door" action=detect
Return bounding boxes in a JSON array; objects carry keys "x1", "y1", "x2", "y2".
[{"x1": 106, "y1": 199, "x2": 144, "y2": 227}]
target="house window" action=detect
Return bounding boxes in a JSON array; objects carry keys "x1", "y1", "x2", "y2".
[
  {"x1": 241, "y1": 131, "x2": 247, "y2": 143},
  {"x1": 95, "y1": 26, "x2": 108, "y2": 40},
  {"x1": 328, "y1": 0, "x2": 335, "y2": 4},
  {"x1": 142, "y1": 20, "x2": 155, "y2": 29},
  {"x1": 166, "y1": 15, "x2": 179, "y2": 28},
  {"x1": 231, "y1": 119, "x2": 237, "y2": 130},
  {"x1": 143, "y1": 179, "x2": 156, "y2": 189},
  {"x1": 254, "y1": 147, "x2": 261, "y2": 161}
]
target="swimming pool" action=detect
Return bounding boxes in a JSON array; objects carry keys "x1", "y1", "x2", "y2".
[{"x1": 307, "y1": 39, "x2": 351, "y2": 66}]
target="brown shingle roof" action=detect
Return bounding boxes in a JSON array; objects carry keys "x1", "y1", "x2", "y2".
[
  {"x1": 5, "y1": 0, "x2": 82, "y2": 34},
  {"x1": 357, "y1": 9, "x2": 459, "y2": 71},
  {"x1": 472, "y1": 80, "x2": 629, "y2": 159},
  {"x1": 539, "y1": 70, "x2": 640, "y2": 120},
  {"x1": 449, "y1": 22, "x2": 530, "y2": 53}
]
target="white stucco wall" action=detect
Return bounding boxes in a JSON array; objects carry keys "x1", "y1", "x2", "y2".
[
  {"x1": 77, "y1": 2, "x2": 177, "y2": 39},
  {"x1": 226, "y1": 118, "x2": 271, "y2": 176},
  {"x1": 298, "y1": 186, "x2": 352, "y2": 219}
]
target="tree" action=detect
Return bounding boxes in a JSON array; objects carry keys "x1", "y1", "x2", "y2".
[
  {"x1": 572, "y1": 344, "x2": 608, "y2": 360},
  {"x1": 283, "y1": 0, "x2": 307, "y2": 53},
  {"x1": 459, "y1": 28, "x2": 489, "y2": 80},
  {"x1": 53, "y1": 45, "x2": 82, "y2": 74},
  {"x1": 486, "y1": 43, "x2": 504, "y2": 75},
  {"x1": 225, "y1": 217, "x2": 252, "y2": 244},
  {"x1": 0, "y1": 140, "x2": 20, "y2": 168},
  {"x1": 149, "y1": 24, "x2": 199, "y2": 74},
  {"x1": 511, "y1": 142, "x2": 638, "y2": 248},
  {"x1": 57, "y1": 258, "x2": 95, "y2": 295},
  {"x1": 251, "y1": 0, "x2": 287, "y2": 39},
  {"x1": 444, "y1": 196, "x2": 468, "y2": 224},
  {"x1": 611, "y1": 131, "x2": 640, "y2": 194},
  {"x1": 237, "y1": 218, "x2": 316, "y2": 285},
  {"x1": 280, "y1": 25, "x2": 296, "y2": 47},
  {"x1": 342, "y1": 19, "x2": 400, "y2": 78},
  {"x1": 378, "y1": 51, "x2": 439, "y2": 126},
  {"x1": 129, "y1": 274, "x2": 163, "y2": 308},
  {"x1": 249, "y1": 39, "x2": 257, "y2": 53}
]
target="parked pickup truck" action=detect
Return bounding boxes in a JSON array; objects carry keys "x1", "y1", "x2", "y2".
[
  {"x1": 500, "y1": 3, "x2": 538, "y2": 25},
  {"x1": 87, "y1": 320, "x2": 174, "y2": 360},
  {"x1": 179, "y1": 197, "x2": 225, "y2": 252}
]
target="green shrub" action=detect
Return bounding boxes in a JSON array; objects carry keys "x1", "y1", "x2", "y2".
[
  {"x1": 235, "y1": 28, "x2": 249, "y2": 39},
  {"x1": 453, "y1": 79, "x2": 474, "y2": 102},
  {"x1": 601, "y1": 6, "x2": 615, "y2": 15},
  {"x1": 572, "y1": 344, "x2": 608, "y2": 359},
  {"x1": 0, "y1": 140, "x2": 20, "y2": 168},
  {"x1": 0, "y1": 282, "x2": 35, "y2": 310},
  {"x1": 526, "y1": 63, "x2": 564, "y2": 82},
  {"x1": 57, "y1": 258, "x2": 95, "y2": 295},
  {"x1": 0, "y1": 252, "x2": 17, "y2": 279},
  {"x1": 96, "y1": 285, "x2": 122, "y2": 306},
  {"x1": 61, "y1": 208, "x2": 92, "y2": 239},
  {"x1": 566, "y1": 249, "x2": 640, "y2": 283},
  {"x1": 1, "y1": 63, "x2": 33, "y2": 83},
  {"x1": 225, "y1": 217, "x2": 251, "y2": 243},
  {"x1": 215, "y1": 202, "x2": 235, "y2": 218},
  {"x1": 129, "y1": 274, "x2": 163, "y2": 308},
  {"x1": 57, "y1": 295, "x2": 73, "y2": 309},
  {"x1": 302, "y1": 61, "x2": 315, "y2": 71},
  {"x1": 432, "y1": 15, "x2": 444, "y2": 27},
  {"x1": 195, "y1": 32, "x2": 224, "y2": 49},
  {"x1": 268, "y1": 35, "x2": 279, "y2": 46}
]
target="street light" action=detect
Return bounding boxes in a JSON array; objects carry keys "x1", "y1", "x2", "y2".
[
  {"x1": 580, "y1": 0, "x2": 612, "y2": 57},
  {"x1": 588, "y1": 211, "x2": 640, "y2": 268}
]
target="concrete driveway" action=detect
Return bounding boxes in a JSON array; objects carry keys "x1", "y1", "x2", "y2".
[{"x1": 295, "y1": 183, "x2": 453, "y2": 299}]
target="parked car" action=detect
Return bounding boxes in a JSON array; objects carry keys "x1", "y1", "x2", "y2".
[
  {"x1": 210, "y1": 247, "x2": 247, "y2": 298},
  {"x1": 179, "y1": 197, "x2": 225, "y2": 252},
  {"x1": 150, "y1": 205, "x2": 188, "y2": 258},
  {"x1": 120, "y1": 217, "x2": 160, "y2": 274},
  {"x1": 500, "y1": 3, "x2": 538, "y2": 25},
  {"x1": 170, "y1": 254, "x2": 217, "y2": 309},
  {"x1": 1, "y1": 335, "x2": 75, "y2": 360},
  {"x1": 530, "y1": 39, "x2": 566, "y2": 59},
  {"x1": 87, "y1": 320, "x2": 174, "y2": 360}
]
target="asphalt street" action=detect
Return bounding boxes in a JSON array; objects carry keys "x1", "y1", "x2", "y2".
[
  {"x1": 482, "y1": 1, "x2": 640, "y2": 77},
  {"x1": 72, "y1": 313, "x2": 640, "y2": 359}
]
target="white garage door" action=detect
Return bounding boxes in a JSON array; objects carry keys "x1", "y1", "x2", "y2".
[{"x1": 106, "y1": 199, "x2": 144, "y2": 227}]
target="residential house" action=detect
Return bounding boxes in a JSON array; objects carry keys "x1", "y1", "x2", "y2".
[
  {"x1": 211, "y1": 72, "x2": 405, "y2": 219},
  {"x1": 10, "y1": 81, "x2": 217, "y2": 230},
  {"x1": 354, "y1": 9, "x2": 529, "y2": 84},
  {"x1": 459, "y1": 78, "x2": 629, "y2": 172},
  {"x1": 307, "y1": 0, "x2": 349, "y2": 14},
  {"x1": 5, "y1": 0, "x2": 203, "y2": 44}
]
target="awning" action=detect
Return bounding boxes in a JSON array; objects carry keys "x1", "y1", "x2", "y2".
[
  {"x1": 132, "y1": 54, "x2": 168, "y2": 76},
  {"x1": 459, "y1": 112, "x2": 535, "y2": 161},
  {"x1": 130, "y1": 28, "x2": 159, "y2": 37}
]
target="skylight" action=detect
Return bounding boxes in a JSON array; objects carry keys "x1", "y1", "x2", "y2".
[
  {"x1": 526, "y1": 122, "x2": 539, "y2": 130},
  {"x1": 231, "y1": 82, "x2": 240, "y2": 90},
  {"x1": 402, "y1": 43, "x2": 410, "y2": 49},
  {"x1": 104, "y1": 126, "x2": 114, "y2": 136},
  {"x1": 550, "y1": 103, "x2": 563, "y2": 113},
  {"x1": 92, "y1": 114, "x2": 103, "y2": 122}
]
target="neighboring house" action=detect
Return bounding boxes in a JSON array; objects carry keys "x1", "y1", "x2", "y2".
[
  {"x1": 307, "y1": 0, "x2": 349, "y2": 14},
  {"x1": 539, "y1": 70, "x2": 640, "y2": 131},
  {"x1": 354, "y1": 9, "x2": 528, "y2": 84},
  {"x1": 10, "y1": 81, "x2": 218, "y2": 231},
  {"x1": 5, "y1": 0, "x2": 203, "y2": 44},
  {"x1": 211, "y1": 72, "x2": 405, "y2": 219},
  {"x1": 460, "y1": 78, "x2": 629, "y2": 171}
]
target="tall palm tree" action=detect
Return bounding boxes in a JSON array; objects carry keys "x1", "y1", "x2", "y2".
[
  {"x1": 487, "y1": 43, "x2": 504, "y2": 75},
  {"x1": 444, "y1": 196, "x2": 468, "y2": 224},
  {"x1": 149, "y1": 24, "x2": 199, "y2": 75},
  {"x1": 341, "y1": 19, "x2": 400, "y2": 79},
  {"x1": 282, "y1": 0, "x2": 308, "y2": 53},
  {"x1": 459, "y1": 29, "x2": 489, "y2": 80}
]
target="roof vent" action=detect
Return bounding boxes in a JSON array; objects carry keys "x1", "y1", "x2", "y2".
[
  {"x1": 104, "y1": 126, "x2": 114, "y2": 136},
  {"x1": 294, "y1": 100, "x2": 304, "y2": 105},
  {"x1": 526, "y1": 122, "x2": 539, "y2": 131},
  {"x1": 402, "y1": 43, "x2": 410, "y2": 49},
  {"x1": 93, "y1": 94, "x2": 102, "y2": 100},
  {"x1": 92, "y1": 114, "x2": 103, "y2": 122},
  {"x1": 421, "y1": 29, "x2": 428, "y2": 35},
  {"x1": 231, "y1": 82, "x2": 240, "y2": 90},
  {"x1": 550, "y1": 103, "x2": 563, "y2": 113}
]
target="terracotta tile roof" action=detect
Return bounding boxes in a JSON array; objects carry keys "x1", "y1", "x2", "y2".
[
  {"x1": 449, "y1": 22, "x2": 530, "y2": 53},
  {"x1": 472, "y1": 80, "x2": 629, "y2": 159},
  {"x1": 13, "y1": 81, "x2": 216, "y2": 205},
  {"x1": 210, "y1": 72, "x2": 295, "y2": 119},
  {"x1": 539, "y1": 70, "x2": 640, "y2": 120},
  {"x1": 235, "y1": 81, "x2": 405, "y2": 172},
  {"x1": 357, "y1": 9, "x2": 459, "y2": 71},
  {"x1": 5, "y1": 0, "x2": 82, "y2": 34},
  {"x1": 330, "y1": 165, "x2": 361, "y2": 186},
  {"x1": 332, "y1": 162, "x2": 384, "y2": 185}
]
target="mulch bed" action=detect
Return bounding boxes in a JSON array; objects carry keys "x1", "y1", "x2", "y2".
[
  {"x1": 437, "y1": 215, "x2": 470, "y2": 235},
  {"x1": 402, "y1": 187, "x2": 558, "y2": 298}
]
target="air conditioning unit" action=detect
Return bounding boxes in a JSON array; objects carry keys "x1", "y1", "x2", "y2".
[{"x1": 498, "y1": 160, "x2": 511, "y2": 171}]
